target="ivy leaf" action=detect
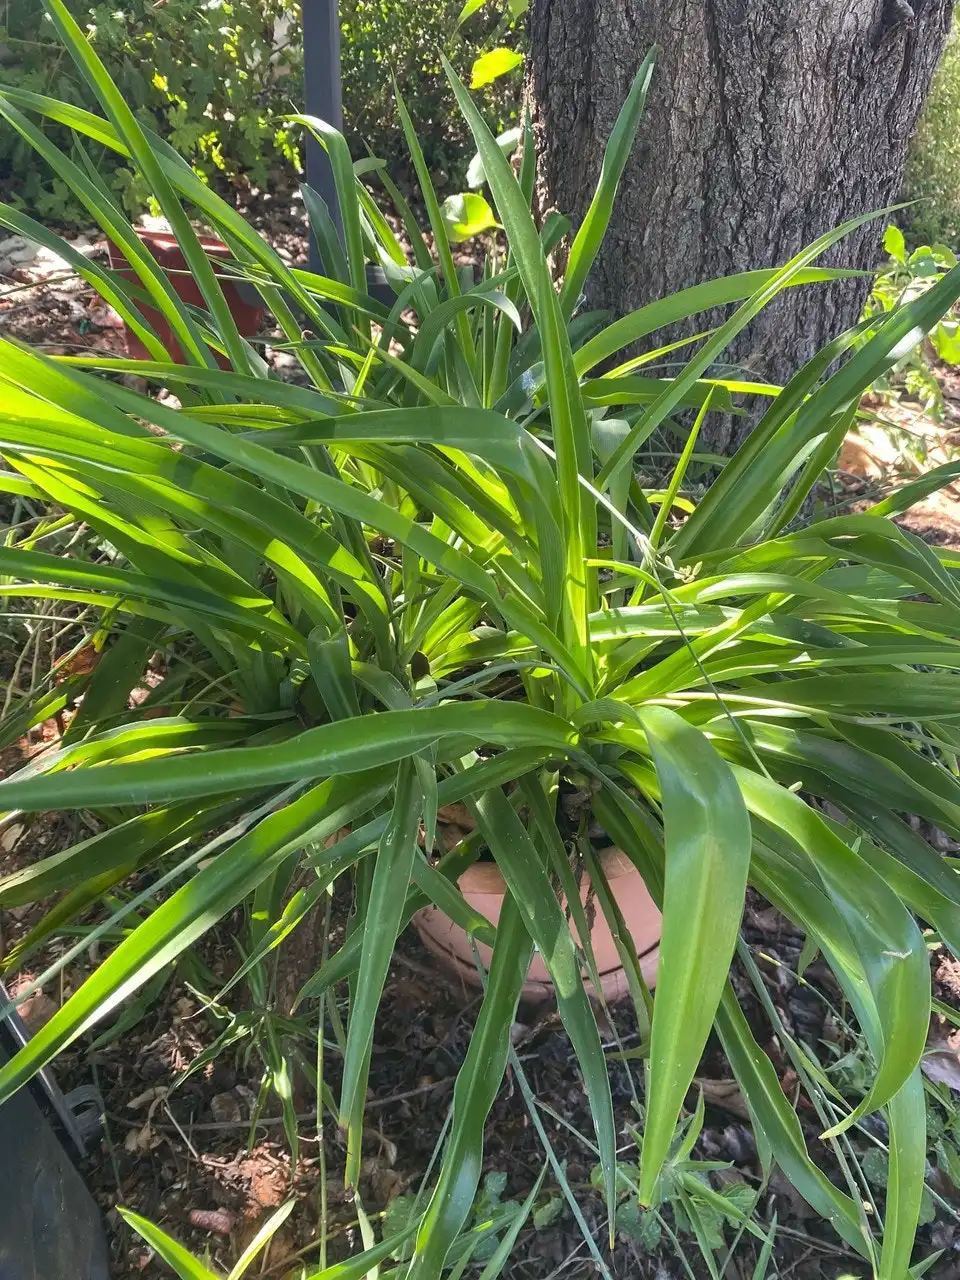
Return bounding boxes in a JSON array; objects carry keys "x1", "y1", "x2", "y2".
[
  {"x1": 470, "y1": 47, "x2": 524, "y2": 88},
  {"x1": 467, "y1": 127, "x2": 522, "y2": 189},
  {"x1": 532, "y1": 1196, "x2": 563, "y2": 1230},
  {"x1": 441, "y1": 192, "x2": 499, "y2": 242},
  {"x1": 883, "y1": 223, "x2": 906, "y2": 264}
]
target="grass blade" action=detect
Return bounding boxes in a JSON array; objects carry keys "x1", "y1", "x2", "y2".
[
  {"x1": 0, "y1": 773, "x2": 390, "y2": 1101},
  {"x1": 118, "y1": 1210, "x2": 218, "y2": 1280},
  {"x1": 39, "y1": 0, "x2": 250, "y2": 372},
  {"x1": 467, "y1": 785, "x2": 618, "y2": 1243}
]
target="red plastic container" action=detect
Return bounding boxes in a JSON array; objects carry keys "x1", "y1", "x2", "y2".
[{"x1": 107, "y1": 231, "x2": 264, "y2": 366}]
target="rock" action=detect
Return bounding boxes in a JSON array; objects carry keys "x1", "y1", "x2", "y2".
[
  {"x1": 32, "y1": 245, "x2": 72, "y2": 276},
  {"x1": 67, "y1": 234, "x2": 98, "y2": 258},
  {"x1": 0, "y1": 822, "x2": 25, "y2": 853},
  {"x1": 210, "y1": 1091, "x2": 242, "y2": 1125},
  {"x1": 8, "y1": 243, "x2": 39, "y2": 265}
]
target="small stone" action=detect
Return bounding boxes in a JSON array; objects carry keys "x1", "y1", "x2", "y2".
[
  {"x1": 68, "y1": 235, "x2": 98, "y2": 257},
  {"x1": 8, "y1": 243, "x2": 39, "y2": 265},
  {"x1": 0, "y1": 822, "x2": 25, "y2": 853},
  {"x1": 210, "y1": 1091, "x2": 242, "y2": 1125},
  {"x1": 33, "y1": 245, "x2": 71, "y2": 275}
]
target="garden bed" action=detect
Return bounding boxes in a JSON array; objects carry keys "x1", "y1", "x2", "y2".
[{"x1": 4, "y1": 214, "x2": 960, "y2": 1280}]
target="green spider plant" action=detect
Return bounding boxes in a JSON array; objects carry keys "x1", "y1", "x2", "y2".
[{"x1": 2, "y1": 4, "x2": 960, "y2": 1276}]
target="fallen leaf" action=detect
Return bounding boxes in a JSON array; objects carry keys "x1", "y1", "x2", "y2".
[
  {"x1": 128, "y1": 1086, "x2": 167, "y2": 1110},
  {"x1": 239, "y1": 1155, "x2": 286, "y2": 1209},
  {"x1": 0, "y1": 822, "x2": 25, "y2": 853},
  {"x1": 235, "y1": 1214, "x2": 296, "y2": 1265},
  {"x1": 8, "y1": 978, "x2": 58, "y2": 1034},
  {"x1": 124, "y1": 1120, "x2": 161, "y2": 1153},
  {"x1": 695, "y1": 1077, "x2": 752, "y2": 1121},
  {"x1": 921, "y1": 1048, "x2": 960, "y2": 1091},
  {"x1": 56, "y1": 643, "x2": 101, "y2": 679}
]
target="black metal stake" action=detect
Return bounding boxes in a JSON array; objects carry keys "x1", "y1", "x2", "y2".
[
  {"x1": 301, "y1": 0, "x2": 392, "y2": 302},
  {"x1": 301, "y1": 0, "x2": 342, "y2": 272}
]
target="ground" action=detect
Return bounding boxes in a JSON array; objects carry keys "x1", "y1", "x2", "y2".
[{"x1": 2, "y1": 219, "x2": 960, "y2": 1279}]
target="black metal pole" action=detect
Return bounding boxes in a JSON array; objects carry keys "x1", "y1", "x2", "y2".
[
  {"x1": 301, "y1": 0, "x2": 392, "y2": 303},
  {"x1": 301, "y1": 0, "x2": 341, "y2": 272}
]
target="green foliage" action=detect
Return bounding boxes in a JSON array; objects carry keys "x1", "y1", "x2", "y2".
[
  {"x1": 340, "y1": 0, "x2": 521, "y2": 188},
  {"x1": 903, "y1": 28, "x2": 960, "y2": 248},
  {"x1": 469, "y1": 46, "x2": 523, "y2": 88},
  {"x1": 0, "y1": 0, "x2": 302, "y2": 221},
  {"x1": 3, "y1": 8, "x2": 960, "y2": 1278},
  {"x1": 590, "y1": 1099, "x2": 765, "y2": 1264},
  {"x1": 863, "y1": 224, "x2": 960, "y2": 419},
  {"x1": 0, "y1": 0, "x2": 522, "y2": 224}
]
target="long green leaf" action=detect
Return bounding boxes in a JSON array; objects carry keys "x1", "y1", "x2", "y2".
[
  {"x1": 467, "y1": 785, "x2": 618, "y2": 1241},
  {"x1": 38, "y1": 0, "x2": 251, "y2": 372},
  {"x1": 411, "y1": 892, "x2": 533, "y2": 1277},
  {"x1": 736, "y1": 768, "x2": 929, "y2": 1125},
  {"x1": 0, "y1": 703, "x2": 576, "y2": 810},
  {"x1": 340, "y1": 761, "x2": 423, "y2": 1182},
  {"x1": 714, "y1": 991, "x2": 867, "y2": 1255},
  {"x1": 635, "y1": 707, "x2": 751, "y2": 1204},
  {"x1": 0, "y1": 773, "x2": 389, "y2": 1102},
  {"x1": 597, "y1": 214, "x2": 893, "y2": 488},
  {"x1": 560, "y1": 49, "x2": 656, "y2": 317},
  {"x1": 118, "y1": 1209, "x2": 218, "y2": 1280}
]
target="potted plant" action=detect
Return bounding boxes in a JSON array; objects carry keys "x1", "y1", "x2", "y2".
[
  {"x1": 1, "y1": 4, "x2": 960, "y2": 1275},
  {"x1": 414, "y1": 837, "x2": 662, "y2": 1002},
  {"x1": 106, "y1": 230, "x2": 264, "y2": 364}
]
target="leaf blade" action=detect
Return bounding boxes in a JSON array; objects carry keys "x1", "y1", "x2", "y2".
[{"x1": 636, "y1": 707, "x2": 751, "y2": 1204}]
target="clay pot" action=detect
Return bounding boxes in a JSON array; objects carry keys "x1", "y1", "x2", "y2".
[
  {"x1": 107, "y1": 231, "x2": 264, "y2": 366},
  {"x1": 414, "y1": 847, "x2": 660, "y2": 1002}
]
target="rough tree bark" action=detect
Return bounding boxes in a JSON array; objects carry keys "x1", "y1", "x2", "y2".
[{"x1": 527, "y1": 0, "x2": 955, "y2": 451}]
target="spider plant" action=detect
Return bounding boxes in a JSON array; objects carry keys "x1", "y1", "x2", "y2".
[{"x1": 2, "y1": 4, "x2": 960, "y2": 1276}]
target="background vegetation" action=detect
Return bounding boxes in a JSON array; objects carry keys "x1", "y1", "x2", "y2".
[
  {"x1": 0, "y1": 0, "x2": 522, "y2": 222},
  {"x1": 4, "y1": 0, "x2": 957, "y2": 244},
  {"x1": 903, "y1": 26, "x2": 960, "y2": 248}
]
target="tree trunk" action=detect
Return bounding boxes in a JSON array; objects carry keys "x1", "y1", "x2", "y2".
[{"x1": 527, "y1": 0, "x2": 955, "y2": 452}]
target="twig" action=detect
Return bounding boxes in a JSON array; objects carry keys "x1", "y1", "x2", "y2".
[
  {"x1": 163, "y1": 1096, "x2": 201, "y2": 1160},
  {"x1": 106, "y1": 1076, "x2": 455, "y2": 1135}
]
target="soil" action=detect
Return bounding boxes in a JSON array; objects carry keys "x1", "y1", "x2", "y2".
[
  {"x1": 25, "y1": 884, "x2": 959, "y2": 1279},
  {"x1": 837, "y1": 364, "x2": 960, "y2": 548},
  {"x1": 2, "y1": 221, "x2": 960, "y2": 1279}
]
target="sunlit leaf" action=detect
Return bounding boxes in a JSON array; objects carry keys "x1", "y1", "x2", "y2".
[{"x1": 470, "y1": 48, "x2": 524, "y2": 88}]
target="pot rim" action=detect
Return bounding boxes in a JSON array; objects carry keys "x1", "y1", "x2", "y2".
[{"x1": 451, "y1": 843, "x2": 644, "y2": 894}]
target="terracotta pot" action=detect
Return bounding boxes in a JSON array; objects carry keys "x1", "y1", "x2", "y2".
[
  {"x1": 414, "y1": 847, "x2": 660, "y2": 1002},
  {"x1": 107, "y1": 231, "x2": 264, "y2": 366}
]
